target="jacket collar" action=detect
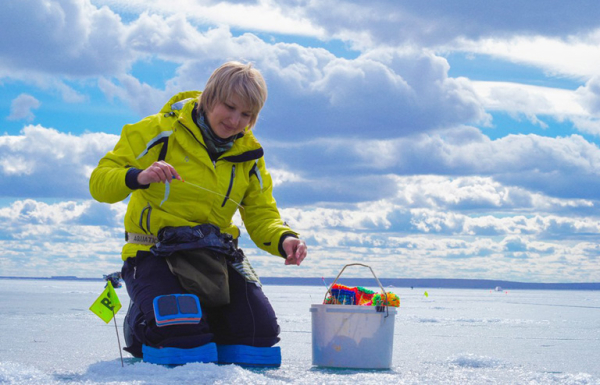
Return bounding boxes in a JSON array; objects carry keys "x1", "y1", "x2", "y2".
[{"x1": 173, "y1": 93, "x2": 264, "y2": 162}]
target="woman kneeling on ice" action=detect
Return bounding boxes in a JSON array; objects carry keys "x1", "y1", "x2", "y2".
[{"x1": 90, "y1": 61, "x2": 307, "y2": 366}]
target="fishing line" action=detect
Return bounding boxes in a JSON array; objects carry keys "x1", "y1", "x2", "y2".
[{"x1": 174, "y1": 178, "x2": 244, "y2": 211}]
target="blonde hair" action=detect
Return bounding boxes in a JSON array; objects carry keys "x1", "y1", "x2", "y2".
[{"x1": 198, "y1": 61, "x2": 267, "y2": 129}]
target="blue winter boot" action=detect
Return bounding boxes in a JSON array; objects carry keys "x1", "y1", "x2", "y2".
[
  {"x1": 142, "y1": 343, "x2": 218, "y2": 365},
  {"x1": 217, "y1": 344, "x2": 281, "y2": 367}
]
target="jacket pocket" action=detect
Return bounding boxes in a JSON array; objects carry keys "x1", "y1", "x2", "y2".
[
  {"x1": 221, "y1": 165, "x2": 236, "y2": 207},
  {"x1": 139, "y1": 203, "x2": 152, "y2": 234}
]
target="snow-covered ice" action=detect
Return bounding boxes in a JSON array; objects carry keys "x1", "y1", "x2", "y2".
[{"x1": 1, "y1": 279, "x2": 599, "y2": 384}]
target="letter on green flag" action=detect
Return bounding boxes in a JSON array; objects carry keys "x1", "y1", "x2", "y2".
[{"x1": 90, "y1": 281, "x2": 122, "y2": 323}]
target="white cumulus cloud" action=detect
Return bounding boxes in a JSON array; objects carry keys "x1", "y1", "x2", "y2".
[{"x1": 0, "y1": 125, "x2": 118, "y2": 198}]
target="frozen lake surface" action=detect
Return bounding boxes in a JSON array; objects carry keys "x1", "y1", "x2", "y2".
[{"x1": 1, "y1": 278, "x2": 599, "y2": 384}]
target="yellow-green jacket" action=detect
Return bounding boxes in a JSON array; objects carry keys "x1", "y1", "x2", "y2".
[{"x1": 89, "y1": 91, "x2": 297, "y2": 261}]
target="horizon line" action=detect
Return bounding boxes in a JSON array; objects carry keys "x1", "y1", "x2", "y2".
[{"x1": 1, "y1": 276, "x2": 599, "y2": 290}]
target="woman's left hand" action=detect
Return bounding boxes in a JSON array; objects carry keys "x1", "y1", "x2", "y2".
[{"x1": 283, "y1": 237, "x2": 307, "y2": 266}]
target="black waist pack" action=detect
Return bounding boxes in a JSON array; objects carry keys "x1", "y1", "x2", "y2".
[{"x1": 150, "y1": 224, "x2": 245, "y2": 307}]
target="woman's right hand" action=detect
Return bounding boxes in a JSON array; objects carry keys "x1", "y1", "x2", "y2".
[{"x1": 137, "y1": 161, "x2": 182, "y2": 185}]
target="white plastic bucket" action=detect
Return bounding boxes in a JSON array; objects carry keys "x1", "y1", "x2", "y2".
[{"x1": 310, "y1": 304, "x2": 397, "y2": 369}]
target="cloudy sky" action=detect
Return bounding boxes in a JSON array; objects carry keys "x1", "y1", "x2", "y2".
[{"x1": 1, "y1": 0, "x2": 600, "y2": 283}]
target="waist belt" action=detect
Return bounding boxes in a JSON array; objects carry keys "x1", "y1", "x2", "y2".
[
  {"x1": 150, "y1": 224, "x2": 244, "y2": 263},
  {"x1": 126, "y1": 232, "x2": 158, "y2": 245}
]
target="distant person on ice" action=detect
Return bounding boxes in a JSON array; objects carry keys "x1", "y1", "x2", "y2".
[{"x1": 89, "y1": 61, "x2": 307, "y2": 366}]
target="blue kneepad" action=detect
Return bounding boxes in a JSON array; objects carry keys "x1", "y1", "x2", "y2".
[
  {"x1": 153, "y1": 294, "x2": 202, "y2": 327},
  {"x1": 217, "y1": 345, "x2": 281, "y2": 367},
  {"x1": 142, "y1": 343, "x2": 218, "y2": 365}
]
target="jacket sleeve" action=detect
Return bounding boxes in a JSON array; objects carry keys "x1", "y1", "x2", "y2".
[
  {"x1": 240, "y1": 157, "x2": 299, "y2": 258},
  {"x1": 89, "y1": 120, "x2": 151, "y2": 203}
]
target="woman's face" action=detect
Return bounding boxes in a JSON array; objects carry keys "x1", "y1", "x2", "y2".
[{"x1": 206, "y1": 94, "x2": 253, "y2": 139}]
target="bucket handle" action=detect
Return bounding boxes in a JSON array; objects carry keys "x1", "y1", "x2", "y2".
[{"x1": 323, "y1": 263, "x2": 389, "y2": 307}]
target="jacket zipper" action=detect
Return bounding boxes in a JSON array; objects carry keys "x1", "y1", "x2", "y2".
[
  {"x1": 178, "y1": 120, "x2": 221, "y2": 170},
  {"x1": 178, "y1": 120, "x2": 209, "y2": 152},
  {"x1": 221, "y1": 165, "x2": 236, "y2": 207},
  {"x1": 178, "y1": 120, "x2": 239, "y2": 207}
]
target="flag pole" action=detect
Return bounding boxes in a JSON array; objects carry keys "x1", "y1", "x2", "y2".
[
  {"x1": 112, "y1": 308, "x2": 124, "y2": 367},
  {"x1": 91, "y1": 276, "x2": 125, "y2": 367}
]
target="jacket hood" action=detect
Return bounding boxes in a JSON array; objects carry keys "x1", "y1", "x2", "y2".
[{"x1": 159, "y1": 91, "x2": 201, "y2": 115}]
